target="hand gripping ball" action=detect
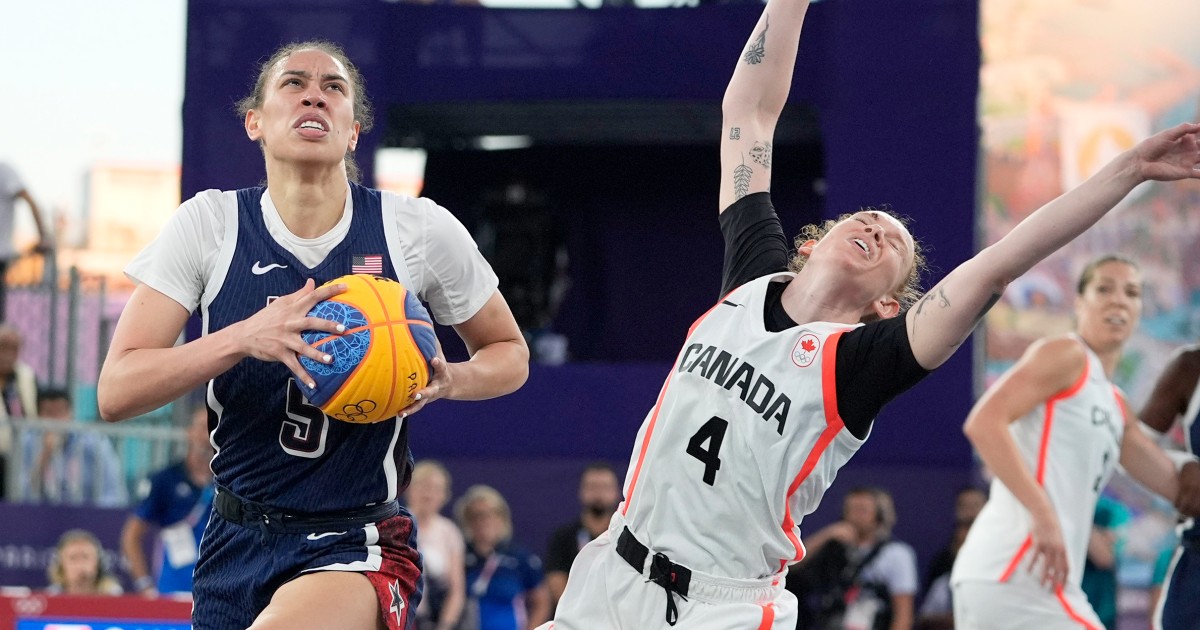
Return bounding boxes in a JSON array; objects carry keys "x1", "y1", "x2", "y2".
[{"x1": 296, "y1": 274, "x2": 438, "y2": 423}]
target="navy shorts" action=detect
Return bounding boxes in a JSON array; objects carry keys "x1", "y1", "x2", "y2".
[
  {"x1": 1159, "y1": 543, "x2": 1200, "y2": 630},
  {"x1": 192, "y1": 507, "x2": 423, "y2": 629}
]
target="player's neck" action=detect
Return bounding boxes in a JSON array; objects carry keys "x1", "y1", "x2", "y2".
[
  {"x1": 781, "y1": 273, "x2": 870, "y2": 325},
  {"x1": 264, "y1": 163, "x2": 349, "y2": 239},
  {"x1": 1080, "y1": 336, "x2": 1122, "y2": 379}
]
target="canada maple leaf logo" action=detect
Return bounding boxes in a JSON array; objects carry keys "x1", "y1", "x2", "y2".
[{"x1": 792, "y1": 333, "x2": 820, "y2": 368}]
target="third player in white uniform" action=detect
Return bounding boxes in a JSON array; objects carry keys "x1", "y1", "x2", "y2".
[{"x1": 952, "y1": 256, "x2": 1185, "y2": 630}]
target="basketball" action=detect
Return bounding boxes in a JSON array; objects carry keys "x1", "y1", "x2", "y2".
[{"x1": 296, "y1": 274, "x2": 438, "y2": 424}]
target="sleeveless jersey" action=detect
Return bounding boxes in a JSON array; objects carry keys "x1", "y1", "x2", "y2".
[
  {"x1": 619, "y1": 273, "x2": 866, "y2": 580},
  {"x1": 1179, "y1": 371, "x2": 1200, "y2": 545},
  {"x1": 952, "y1": 336, "x2": 1125, "y2": 587},
  {"x1": 203, "y1": 184, "x2": 416, "y2": 512}
]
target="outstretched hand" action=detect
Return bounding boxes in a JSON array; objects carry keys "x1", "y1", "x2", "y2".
[
  {"x1": 235, "y1": 278, "x2": 348, "y2": 389},
  {"x1": 1135, "y1": 122, "x2": 1200, "y2": 182}
]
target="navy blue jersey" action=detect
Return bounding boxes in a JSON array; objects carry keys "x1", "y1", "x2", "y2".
[
  {"x1": 1184, "y1": 400, "x2": 1200, "y2": 545},
  {"x1": 204, "y1": 184, "x2": 413, "y2": 512}
]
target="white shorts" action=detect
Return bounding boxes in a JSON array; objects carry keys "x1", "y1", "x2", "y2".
[
  {"x1": 537, "y1": 515, "x2": 796, "y2": 630},
  {"x1": 952, "y1": 574, "x2": 1102, "y2": 630}
]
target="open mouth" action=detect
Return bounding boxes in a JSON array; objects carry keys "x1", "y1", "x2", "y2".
[
  {"x1": 852, "y1": 238, "x2": 870, "y2": 257},
  {"x1": 294, "y1": 115, "x2": 329, "y2": 134}
]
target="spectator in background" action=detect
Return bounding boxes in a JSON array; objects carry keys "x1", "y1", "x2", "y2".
[
  {"x1": 790, "y1": 487, "x2": 918, "y2": 630},
  {"x1": 1081, "y1": 494, "x2": 1130, "y2": 629},
  {"x1": 0, "y1": 324, "x2": 37, "y2": 498},
  {"x1": 544, "y1": 462, "x2": 620, "y2": 611},
  {"x1": 121, "y1": 406, "x2": 214, "y2": 596},
  {"x1": 457, "y1": 485, "x2": 550, "y2": 630},
  {"x1": 46, "y1": 528, "x2": 123, "y2": 596},
  {"x1": 0, "y1": 161, "x2": 53, "y2": 321},
  {"x1": 924, "y1": 487, "x2": 987, "y2": 590},
  {"x1": 915, "y1": 486, "x2": 987, "y2": 628},
  {"x1": 18, "y1": 388, "x2": 128, "y2": 507},
  {"x1": 406, "y1": 460, "x2": 468, "y2": 630}
]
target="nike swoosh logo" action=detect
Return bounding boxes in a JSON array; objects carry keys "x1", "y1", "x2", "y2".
[
  {"x1": 721, "y1": 300, "x2": 742, "y2": 307},
  {"x1": 252, "y1": 261, "x2": 288, "y2": 275},
  {"x1": 306, "y1": 531, "x2": 346, "y2": 540}
]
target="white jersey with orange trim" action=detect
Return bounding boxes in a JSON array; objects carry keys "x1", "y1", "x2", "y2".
[
  {"x1": 619, "y1": 272, "x2": 866, "y2": 580},
  {"x1": 952, "y1": 335, "x2": 1125, "y2": 589}
]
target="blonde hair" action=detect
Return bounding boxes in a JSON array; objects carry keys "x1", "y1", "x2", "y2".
[
  {"x1": 47, "y1": 529, "x2": 121, "y2": 594},
  {"x1": 411, "y1": 459, "x2": 453, "y2": 492},
  {"x1": 454, "y1": 484, "x2": 513, "y2": 543},
  {"x1": 788, "y1": 207, "x2": 928, "y2": 313}
]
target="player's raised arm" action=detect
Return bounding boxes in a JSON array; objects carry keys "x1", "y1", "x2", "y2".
[
  {"x1": 719, "y1": 0, "x2": 811, "y2": 213},
  {"x1": 905, "y1": 122, "x2": 1200, "y2": 369}
]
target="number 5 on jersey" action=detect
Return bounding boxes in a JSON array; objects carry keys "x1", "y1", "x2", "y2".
[{"x1": 687, "y1": 416, "x2": 729, "y2": 485}]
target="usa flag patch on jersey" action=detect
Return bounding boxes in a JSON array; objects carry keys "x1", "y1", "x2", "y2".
[
  {"x1": 352, "y1": 254, "x2": 384, "y2": 275},
  {"x1": 791, "y1": 332, "x2": 820, "y2": 368}
]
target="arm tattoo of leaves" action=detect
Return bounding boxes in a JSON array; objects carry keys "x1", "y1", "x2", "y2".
[
  {"x1": 750, "y1": 141, "x2": 772, "y2": 169},
  {"x1": 730, "y1": 127, "x2": 741, "y2": 140},
  {"x1": 743, "y1": 15, "x2": 769, "y2": 65},
  {"x1": 733, "y1": 157, "x2": 753, "y2": 200}
]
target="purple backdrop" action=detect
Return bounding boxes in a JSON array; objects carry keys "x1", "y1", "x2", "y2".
[
  {"x1": 182, "y1": 0, "x2": 982, "y2": 580},
  {"x1": 0, "y1": 503, "x2": 130, "y2": 590}
]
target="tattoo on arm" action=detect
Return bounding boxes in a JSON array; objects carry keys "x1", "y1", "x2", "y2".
[
  {"x1": 750, "y1": 141, "x2": 773, "y2": 169},
  {"x1": 949, "y1": 292, "x2": 1001, "y2": 347},
  {"x1": 743, "y1": 15, "x2": 769, "y2": 65},
  {"x1": 730, "y1": 127, "x2": 741, "y2": 140},
  {"x1": 970, "y1": 293, "x2": 1002, "y2": 328},
  {"x1": 912, "y1": 286, "x2": 950, "y2": 338},
  {"x1": 733, "y1": 158, "x2": 753, "y2": 200},
  {"x1": 914, "y1": 286, "x2": 950, "y2": 318}
]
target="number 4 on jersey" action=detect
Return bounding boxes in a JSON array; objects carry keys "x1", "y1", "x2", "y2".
[{"x1": 687, "y1": 416, "x2": 729, "y2": 485}]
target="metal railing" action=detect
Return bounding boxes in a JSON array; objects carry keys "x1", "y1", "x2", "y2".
[{"x1": 5, "y1": 252, "x2": 120, "y2": 404}]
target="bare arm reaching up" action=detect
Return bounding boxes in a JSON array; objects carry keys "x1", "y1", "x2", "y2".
[
  {"x1": 719, "y1": 0, "x2": 811, "y2": 213},
  {"x1": 906, "y1": 123, "x2": 1200, "y2": 370}
]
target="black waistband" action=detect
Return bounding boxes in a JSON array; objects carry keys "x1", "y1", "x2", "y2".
[
  {"x1": 616, "y1": 526, "x2": 690, "y2": 626},
  {"x1": 214, "y1": 487, "x2": 400, "y2": 534}
]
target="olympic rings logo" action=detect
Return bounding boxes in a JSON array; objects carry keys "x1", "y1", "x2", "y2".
[{"x1": 335, "y1": 400, "x2": 378, "y2": 423}]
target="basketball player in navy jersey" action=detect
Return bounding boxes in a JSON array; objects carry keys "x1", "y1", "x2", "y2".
[
  {"x1": 1140, "y1": 344, "x2": 1200, "y2": 629},
  {"x1": 97, "y1": 41, "x2": 528, "y2": 630},
  {"x1": 542, "y1": 0, "x2": 1200, "y2": 628}
]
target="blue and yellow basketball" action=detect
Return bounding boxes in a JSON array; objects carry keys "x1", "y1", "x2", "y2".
[{"x1": 296, "y1": 274, "x2": 437, "y2": 424}]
